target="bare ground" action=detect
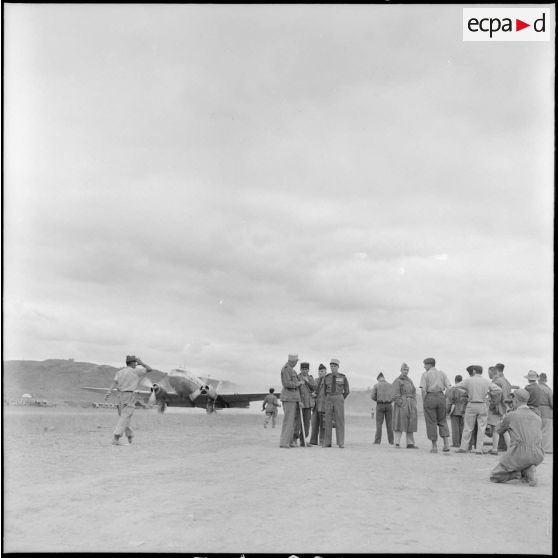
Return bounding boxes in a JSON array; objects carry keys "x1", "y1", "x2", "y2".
[{"x1": 2, "y1": 406, "x2": 553, "y2": 554}]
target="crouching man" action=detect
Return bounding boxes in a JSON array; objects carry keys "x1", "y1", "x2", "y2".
[{"x1": 489, "y1": 388, "x2": 544, "y2": 487}]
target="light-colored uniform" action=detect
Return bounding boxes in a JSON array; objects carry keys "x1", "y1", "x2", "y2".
[
  {"x1": 279, "y1": 362, "x2": 301, "y2": 447},
  {"x1": 263, "y1": 393, "x2": 280, "y2": 428},
  {"x1": 420, "y1": 367, "x2": 451, "y2": 441},
  {"x1": 490, "y1": 406, "x2": 544, "y2": 483},
  {"x1": 111, "y1": 365, "x2": 149, "y2": 438},
  {"x1": 455, "y1": 375, "x2": 502, "y2": 452}
]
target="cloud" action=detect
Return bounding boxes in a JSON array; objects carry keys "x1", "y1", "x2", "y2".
[{"x1": 3, "y1": 5, "x2": 553, "y2": 390}]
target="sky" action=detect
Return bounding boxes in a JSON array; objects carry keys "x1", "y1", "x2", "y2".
[{"x1": 3, "y1": 4, "x2": 554, "y2": 390}]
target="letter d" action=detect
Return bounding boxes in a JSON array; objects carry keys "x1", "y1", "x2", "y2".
[{"x1": 534, "y1": 13, "x2": 546, "y2": 32}]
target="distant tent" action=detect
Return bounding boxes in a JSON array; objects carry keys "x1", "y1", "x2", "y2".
[{"x1": 22, "y1": 393, "x2": 32, "y2": 398}]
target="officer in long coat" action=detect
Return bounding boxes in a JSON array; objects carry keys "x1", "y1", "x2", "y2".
[{"x1": 323, "y1": 358, "x2": 350, "y2": 448}]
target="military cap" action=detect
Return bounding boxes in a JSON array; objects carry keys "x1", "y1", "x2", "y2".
[
  {"x1": 330, "y1": 358, "x2": 340, "y2": 366},
  {"x1": 511, "y1": 388, "x2": 530, "y2": 402},
  {"x1": 423, "y1": 357, "x2": 436, "y2": 366},
  {"x1": 288, "y1": 354, "x2": 299, "y2": 361},
  {"x1": 377, "y1": 372, "x2": 384, "y2": 380},
  {"x1": 126, "y1": 355, "x2": 138, "y2": 364},
  {"x1": 300, "y1": 362, "x2": 309, "y2": 369},
  {"x1": 318, "y1": 363, "x2": 327, "y2": 370},
  {"x1": 525, "y1": 370, "x2": 539, "y2": 380}
]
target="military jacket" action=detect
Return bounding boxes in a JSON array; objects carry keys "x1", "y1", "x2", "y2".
[
  {"x1": 371, "y1": 379, "x2": 394, "y2": 403},
  {"x1": 280, "y1": 363, "x2": 301, "y2": 402},
  {"x1": 324, "y1": 372, "x2": 350, "y2": 398},
  {"x1": 298, "y1": 373, "x2": 317, "y2": 408}
]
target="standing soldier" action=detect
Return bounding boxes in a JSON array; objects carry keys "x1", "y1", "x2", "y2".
[
  {"x1": 420, "y1": 357, "x2": 452, "y2": 453},
  {"x1": 262, "y1": 388, "x2": 281, "y2": 429},
  {"x1": 446, "y1": 375, "x2": 468, "y2": 447},
  {"x1": 279, "y1": 354, "x2": 303, "y2": 448},
  {"x1": 495, "y1": 363, "x2": 513, "y2": 412},
  {"x1": 487, "y1": 366, "x2": 511, "y2": 455},
  {"x1": 524, "y1": 370, "x2": 544, "y2": 416},
  {"x1": 106, "y1": 355, "x2": 153, "y2": 445},
  {"x1": 371, "y1": 372, "x2": 394, "y2": 445},
  {"x1": 392, "y1": 363, "x2": 419, "y2": 449},
  {"x1": 309, "y1": 364, "x2": 327, "y2": 446},
  {"x1": 293, "y1": 363, "x2": 317, "y2": 446},
  {"x1": 538, "y1": 373, "x2": 553, "y2": 454},
  {"x1": 323, "y1": 358, "x2": 350, "y2": 448},
  {"x1": 454, "y1": 365, "x2": 502, "y2": 454}
]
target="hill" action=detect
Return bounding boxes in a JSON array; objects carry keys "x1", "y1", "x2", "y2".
[
  {"x1": 2, "y1": 359, "x2": 423, "y2": 413},
  {"x1": 2, "y1": 359, "x2": 260, "y2": 404}
]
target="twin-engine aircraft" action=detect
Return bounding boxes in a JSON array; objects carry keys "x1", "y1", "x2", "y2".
[{"x1": 82, "y1": 368, "x2": 271, "y2": 414}]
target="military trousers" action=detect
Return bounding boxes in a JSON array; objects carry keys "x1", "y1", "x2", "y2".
[
  {"x1": 279, "y1": 401, "x2": 300, "y2": 447},
  {"x1": 324, "y1": 394, "x2": 345, "y2": 447},
  {"x1": 423, "y1": 392, "x2": 450, "y2": 441},
  {"x1": 374, "y1": 402, "x2": 394, "y2": 444},
  {"x1": 460, "y1": 402, "x2": 488, "y2": 451},
  {"x1": 310, "y1": 409, "x2": 325, "y2": 445},
  {"x1": 541, "y1": 417, "x2": 553, "y2": 453},
  {"x1": 293, "y1": 407, "x2": 311, "y2": 445},
  {"x1": 450, "y1": 414, "x2": 464, "y2": 447},
  {"x1": 113, "y1": 393, "x2": 136, "y2": 438},
  {"x1": 489, "y1": 441, "x2": 544, "y2": 482},
  {"x1": 264, "y1": 410, "x2": 278, "y2": 428}
]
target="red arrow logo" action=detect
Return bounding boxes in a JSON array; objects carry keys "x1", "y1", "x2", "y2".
[{"x1": 516, "y1": 19, "x2": 530, "y2": 31}]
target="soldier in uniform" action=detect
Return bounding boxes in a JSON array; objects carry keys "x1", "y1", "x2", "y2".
[
  {"x1": 293, "y1": 363, "x2": 316, "y2": 446},
  {"x1": 279, "y1": 354, "x2": 303, "y2": 448},
  {"x1": 309, "y1": 364, "x2": 327, "y2": 446},
  {"x1": 371, "y1": 372, "x2": 394, "y2": 445},
  {"x1": 262, "y1": 388, "x2": 281, "y2": 429},
  {"x1": 487, "y1": 366, "x2": 511, "y2": 455},
  {"x1": 538, "y1": 373, "x2": 553, "y2": 454},
  {"x1": 420, "y1": 357, "x2": 452, "y2": 453},
  {"x1": 323, "y1": 358, "x2": 350, "y2": 448},
  {"x1": 524, "y1": 370, "x2": 543, "y2": 416},
  {"x1": 490, "y1": 389, "x2": 545, "y2": 486},
  {"x1": 106, "y1": 355, "x2": 153, "y2": 445},
  {"x1": 446, "y1": 374, "x2": 468, "y2": 447}
]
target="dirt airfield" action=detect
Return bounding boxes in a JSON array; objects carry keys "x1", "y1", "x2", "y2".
[{"x1": 3, "y1": 406, "x2": 553, "y2": 554}]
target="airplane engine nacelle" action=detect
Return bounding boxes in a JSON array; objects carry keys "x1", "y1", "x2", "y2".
[
  {"x1": 205, "y1": 386, "x2": 217, "y2": 400},
  {"x1": 189, "y1": 385, "x2": 218, "y2": 403}
]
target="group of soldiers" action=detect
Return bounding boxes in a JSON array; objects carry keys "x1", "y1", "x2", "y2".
[
  {"x1": 371, "y1": 358, "x2": 552, "y2": 485},
  {"x1": 265, "y1": 354, "x2": 552, "y2": 487},
  {"x1": 268, "y1": 354, "x2": 350, "y2": 448}
]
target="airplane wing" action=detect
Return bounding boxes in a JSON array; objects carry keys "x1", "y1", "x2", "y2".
[
  {"x1": 81, "y1": 387, "x2": 152, "y2": 395},
  {"x1": 151, "y1": 392, "x2": 271, "y2": 410},
  {"x1": 212, "y1": 392, "x2": 274, "y2": 409}
]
